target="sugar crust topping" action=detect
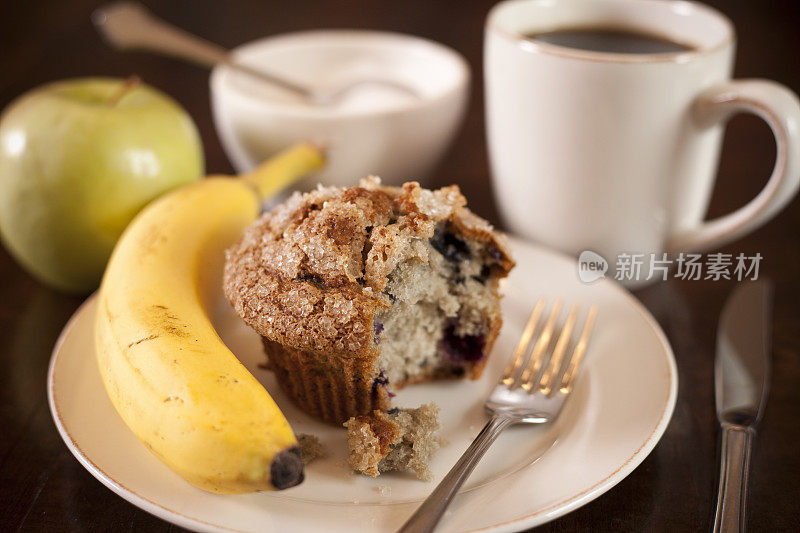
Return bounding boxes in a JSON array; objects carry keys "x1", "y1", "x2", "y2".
[{"x1": 223, "y1": 177, "x2": 513, "y2": 359}]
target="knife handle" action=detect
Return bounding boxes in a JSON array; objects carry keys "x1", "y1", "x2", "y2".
[{"x1": 713, "y1": 423, "x2": 755, "y2": 533}]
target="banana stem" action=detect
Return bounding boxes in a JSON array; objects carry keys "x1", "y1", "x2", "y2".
[{"x1": 241, "y1": 143, "x2": 325, "y2": 201}]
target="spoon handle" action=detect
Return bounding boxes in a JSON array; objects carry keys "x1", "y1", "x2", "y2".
[{"x1": 92, "y1": 1, "x2": 312, "y2": 98}]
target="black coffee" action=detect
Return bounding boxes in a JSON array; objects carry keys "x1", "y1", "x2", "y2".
[{"x1": 524, "y1": 27, "x2": 694, "y2": 55}]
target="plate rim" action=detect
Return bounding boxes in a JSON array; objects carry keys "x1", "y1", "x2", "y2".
[{"x1": 47, "y1": 239, "x2": 677, "y2": 532}]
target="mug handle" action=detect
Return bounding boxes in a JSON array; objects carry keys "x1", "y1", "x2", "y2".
[{"x1": 667, "y1": 79, "x2": 800, "y2": 253}]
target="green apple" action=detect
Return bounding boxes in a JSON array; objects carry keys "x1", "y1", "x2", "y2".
[{"x1": 0, "y1": 77, "x2": 204, "y2": 293}]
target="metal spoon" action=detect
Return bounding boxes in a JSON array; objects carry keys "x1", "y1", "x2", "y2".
[{"x1": 92, "y1": 1, "x2": 419, "y2": 106}]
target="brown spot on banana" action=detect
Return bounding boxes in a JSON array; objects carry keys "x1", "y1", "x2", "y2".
[
  {"x1": 128, "y1": 334, "x2": 158, "y2": 348},
  {"x1": 163, "y1": 396, "x2": 183, "y2": 403},
  {"x1": 147, "y1": 304, "x2": 191, "y2": 338}
]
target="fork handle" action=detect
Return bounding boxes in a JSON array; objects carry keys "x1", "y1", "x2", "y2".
[{"x1": 397, "y1": 414, "x2": 516, "y2": 533}]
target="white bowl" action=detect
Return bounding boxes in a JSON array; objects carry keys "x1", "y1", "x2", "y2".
[{"x1": 210, "y1": 30, "x2": 470, "y2": 188}]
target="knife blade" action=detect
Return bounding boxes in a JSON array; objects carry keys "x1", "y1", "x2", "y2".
[{"x1": 713, "y1": 279, "x2": 773, "y2": 533}]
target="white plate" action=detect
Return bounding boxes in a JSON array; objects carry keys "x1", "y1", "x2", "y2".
[{"x1": 48, "y1": 237, "x2": 676, "y2": 532}]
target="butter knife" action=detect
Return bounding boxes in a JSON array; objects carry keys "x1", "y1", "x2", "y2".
[{"x1": 713, "y1": 280, "x2": 773, "y2": 532}]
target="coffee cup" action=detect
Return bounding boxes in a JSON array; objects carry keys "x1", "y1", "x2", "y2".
[{"x1": 485, "y1": 0, "x2": 800, "y2": 283}]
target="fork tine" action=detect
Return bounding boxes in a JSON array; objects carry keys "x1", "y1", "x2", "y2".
[
  {"x1": 520, "y1": 300, "x2": 562, "y2": 391},
  {"x1": 539, "y1": 304, "x2": 579, "y2": 395},
  {"x1": 501, "y1": 299, "x2": 545, "y2": 387},
  {"x1": 559, "y1": 305, "x2": 598, "y2": 393}
]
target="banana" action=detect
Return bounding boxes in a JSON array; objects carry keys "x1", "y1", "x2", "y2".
[{"x1": 94, "y1": 144, "x2": 324, "y2": 494}]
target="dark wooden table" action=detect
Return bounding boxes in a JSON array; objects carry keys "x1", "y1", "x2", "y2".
[{"x1": 2, "y1": 1, "x2": 798, "y2": 531}]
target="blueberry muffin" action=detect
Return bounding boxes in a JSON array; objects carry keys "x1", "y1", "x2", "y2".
[{"x1": 223, "y1": 177, "x2": 514, "y2": 424}]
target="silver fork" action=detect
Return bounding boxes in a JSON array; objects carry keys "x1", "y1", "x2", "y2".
[{"x1": 398, "y1": 299, "x2": 598, "y2": 533}]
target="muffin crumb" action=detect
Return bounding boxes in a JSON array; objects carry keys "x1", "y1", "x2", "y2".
[
  {"x1": 344, "y1": 403, "x2": 442, "y2": 480},
  {"x1": 297, "y1": 433, "x2": 327, "y2": 464}
]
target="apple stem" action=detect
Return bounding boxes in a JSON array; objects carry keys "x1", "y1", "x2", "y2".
[{"x1": 107, "y1": 75, "x2": 141, "y2": 106}]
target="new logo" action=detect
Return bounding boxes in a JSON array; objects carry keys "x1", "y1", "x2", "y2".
[{"x1": 578, "y1": 250, "x2": 608, "y2": 283}]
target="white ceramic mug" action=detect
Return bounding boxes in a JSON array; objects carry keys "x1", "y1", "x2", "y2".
[{"x1": 485, "y1": 0, "x2": 800, "y2": 275}]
